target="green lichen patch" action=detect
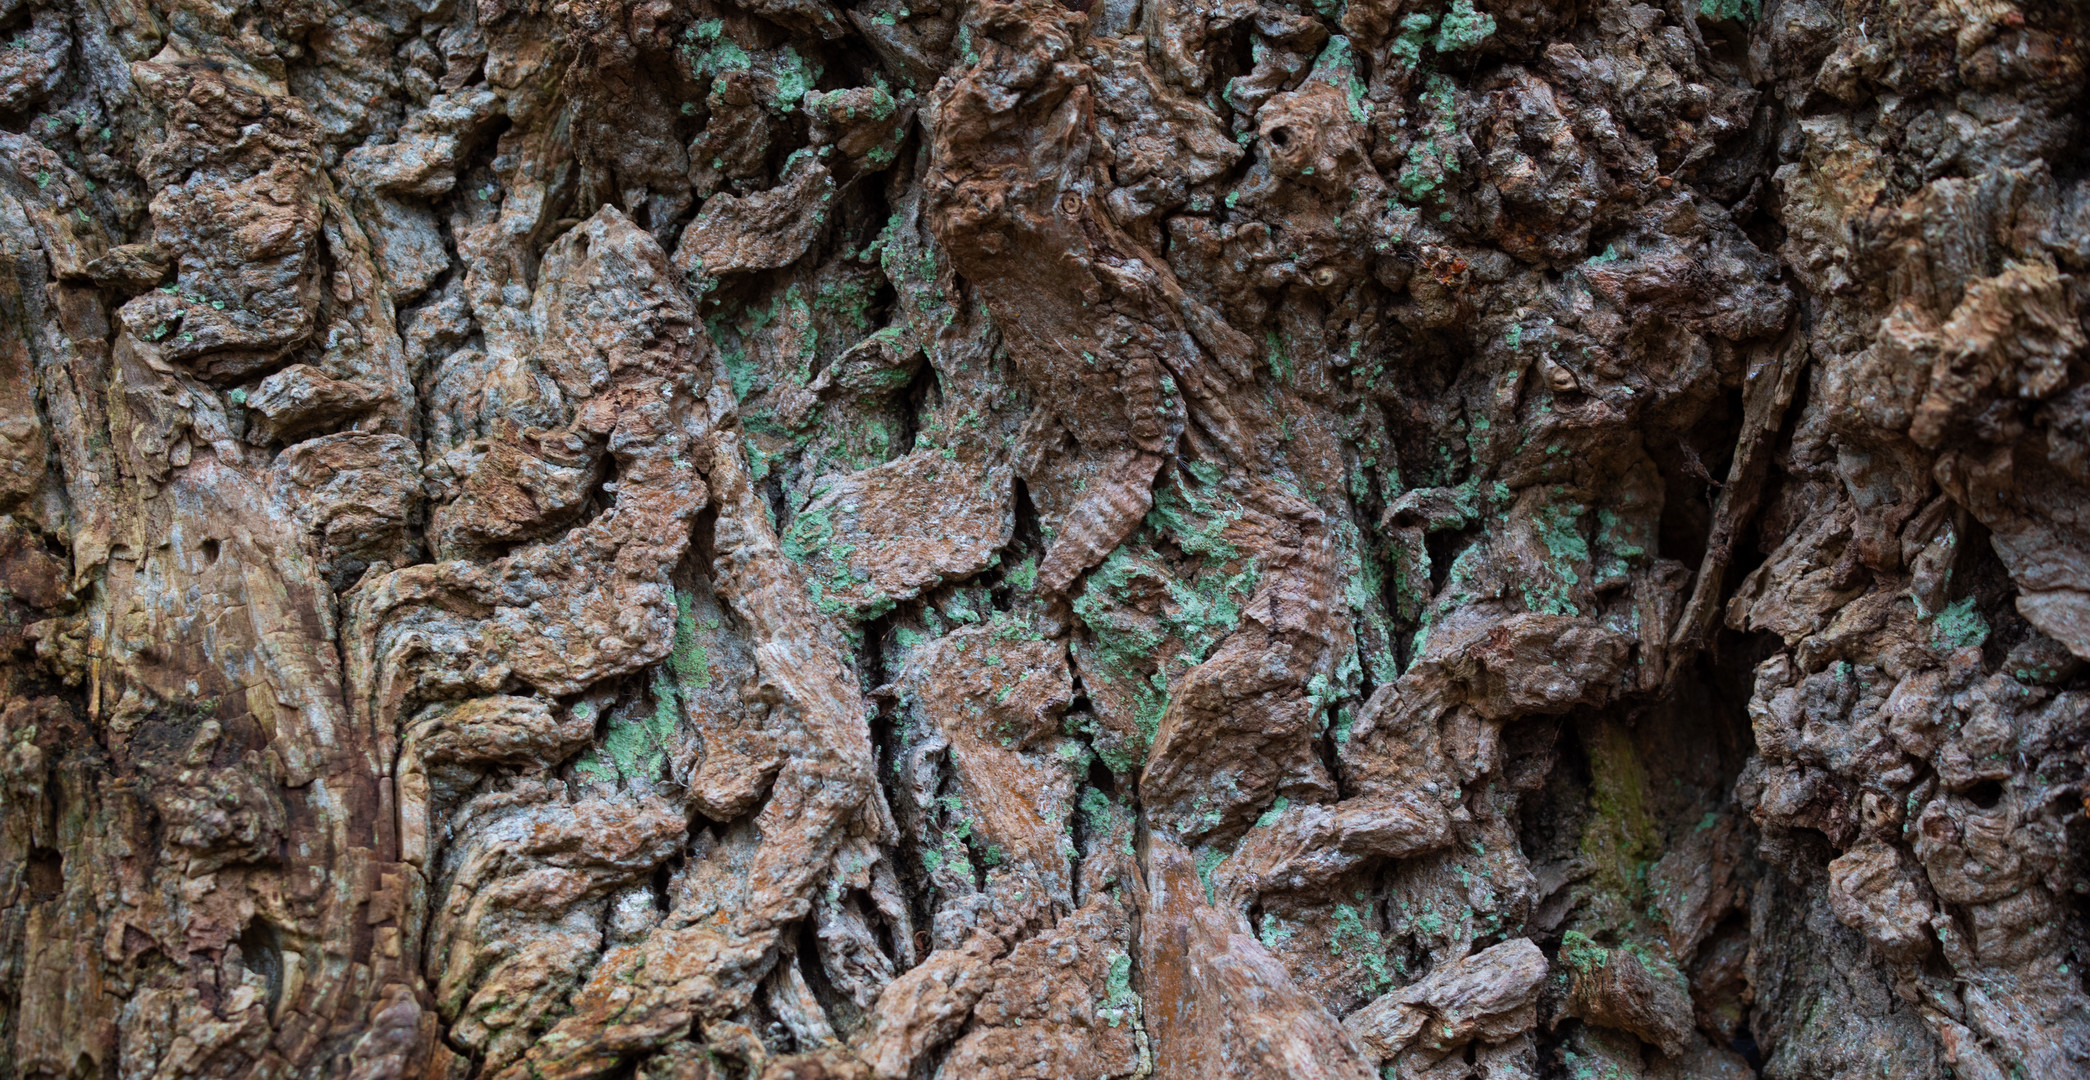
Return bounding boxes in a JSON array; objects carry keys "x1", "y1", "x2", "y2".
[
  {"x1": 1397, "y1": 75, "x2": 1461, "y2": 204},
  {"x1": 1696, "y1": 0, "x2": 1760, "y2": 22},
  {"x1": 682, "y1": 19, "x2": 751, "y2": 79},
  {"x1": 1307, "y1": 36, "x2": 1372, "y2": 124},
  {"x1": 1926, "y1": 597, "x2": 1989, "y2": 651},
  {"x1": 1433, "y1": 0, "x2": 1496, "y2": 51},
  {"x1": 1558, "y1": 929, "x2": 1610, "y2": 973},
  {"x1": 1525, "y1": 497, "x2": 1589, "y2": 617},
  {"x1": 1071, "y1": 468, "x2": 1266, "y2": 769},
  {"x1": 1389, "y1": 13, "x2": 1437, "y2": 68},
  {"x1": 1194, "y1": 847, "x2": 1228, "y2": 902},
  {"x1": 1327, "y1": 902, "x2": 1395, "y2": 995},
  {"x1": 667, "y1": 588, "x2": 713, "y2": 690},
  {"x1": 768, "y1": 47, "x2": 821, "y2": 112},
  {"x1": 575, "y1": 672, "x2": 679, "y2": 785},
  {"x1": 1098, "y1": 950, "x2": 1141, "y2": 1028}
]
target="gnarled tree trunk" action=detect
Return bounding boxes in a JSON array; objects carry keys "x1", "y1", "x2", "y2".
[{"x1": 2, "y1": 0, "x2": 2087, "y2": 1078}]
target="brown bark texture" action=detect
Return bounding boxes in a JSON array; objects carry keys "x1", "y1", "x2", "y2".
[{"x1": 1, "y1": 0, "x2": 2088, "y2": 1077}]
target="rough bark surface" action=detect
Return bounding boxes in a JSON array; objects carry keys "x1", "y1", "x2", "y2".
[{"x1": 2, "y1": 0, "x2": 2088, "y2": 1078}]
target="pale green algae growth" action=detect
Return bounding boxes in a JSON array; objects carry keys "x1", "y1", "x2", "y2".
[
  {"x1": 576, "y1": 590, "x2": 716, "y2": 783},
  {"x1": 1576, "y1": 719, "x2": 1661, "y2": 927},
  {"x1": 576, "y1": 670, "x2": 679, "y2": 784},
  {"x1": 1071, "y1": 469, "x2": 1262, "y2": 770}
]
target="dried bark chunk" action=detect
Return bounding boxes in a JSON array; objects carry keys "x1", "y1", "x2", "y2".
[{"x1": 1343, "y1": 937, "x2": 1548, "y2": 1063}]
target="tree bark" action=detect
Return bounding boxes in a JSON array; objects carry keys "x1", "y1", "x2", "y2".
[{"x1": 2, "y1": 1, "x2": 2087, "y2": 1078}]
